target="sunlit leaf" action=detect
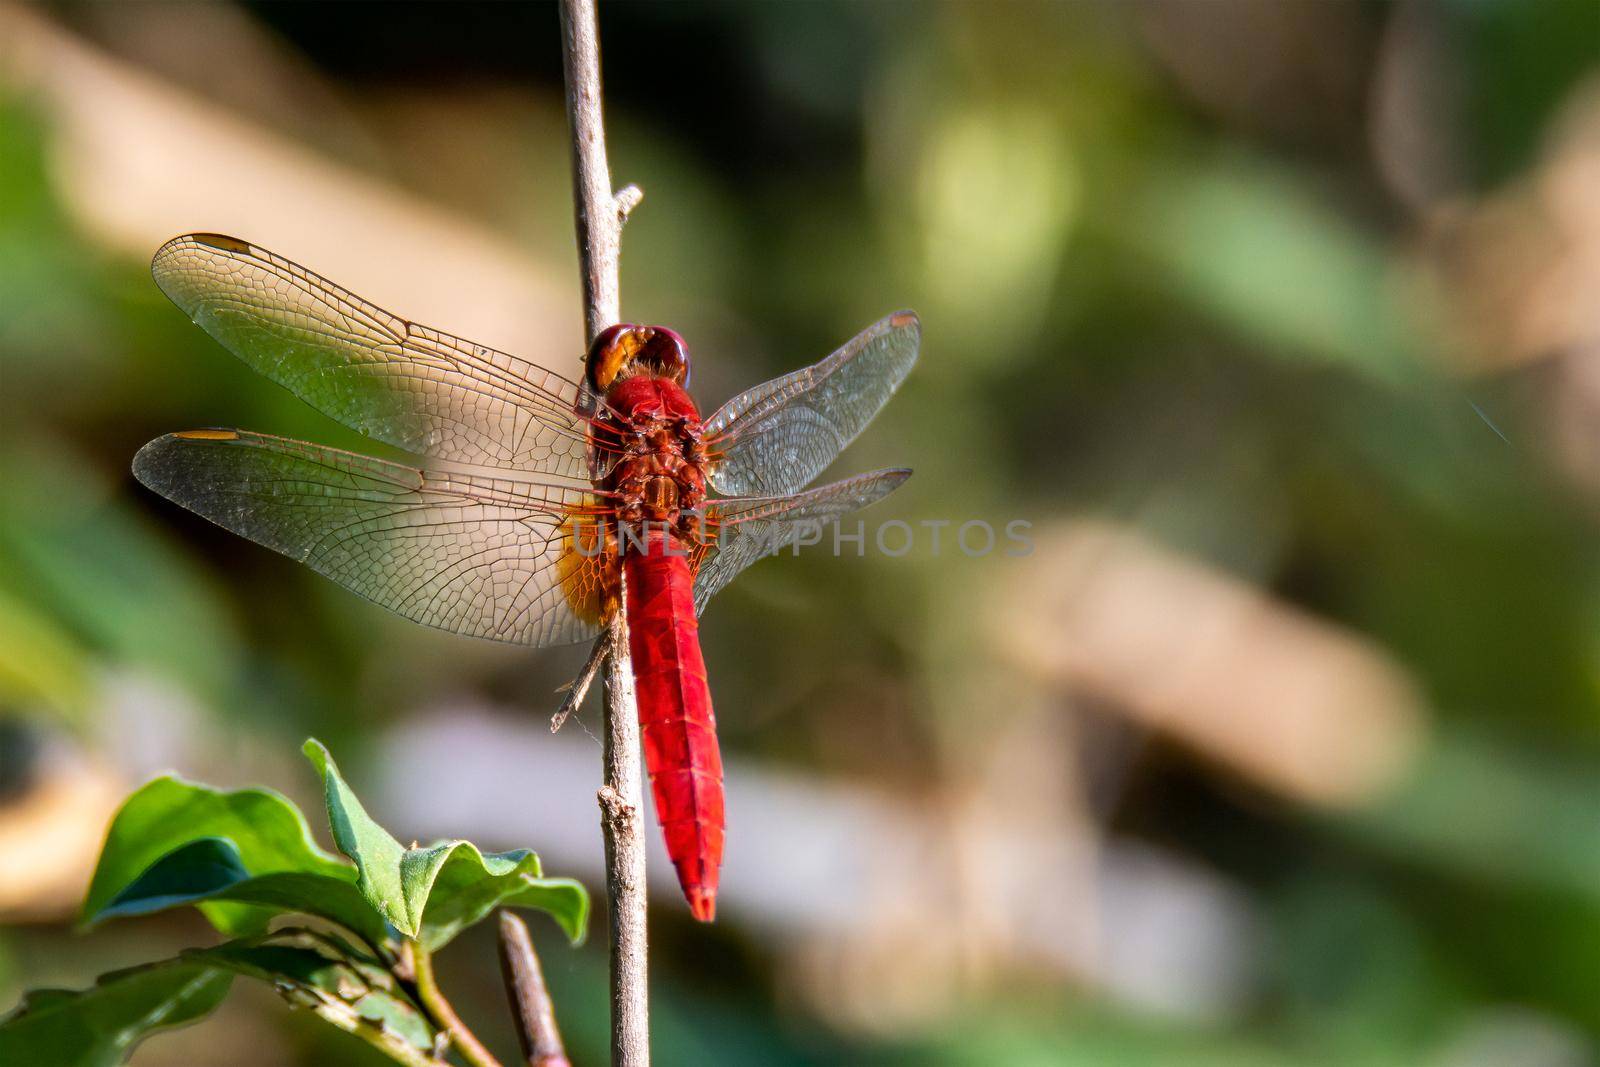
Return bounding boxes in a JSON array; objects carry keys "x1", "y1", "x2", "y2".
[
  {"x1": 304, "y1": 739, "x2": 588, "y2": 947},
  {"x1": 82, "y1": 775, "x2": 353, "y2": 938},
  {"x1": 92, "y1": 837, "x2": 390, "y2": 948}
]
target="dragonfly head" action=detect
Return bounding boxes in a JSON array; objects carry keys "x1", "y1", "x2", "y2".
[{"x1": 587, "y1": 324, "x2": 691, "y2": 391}]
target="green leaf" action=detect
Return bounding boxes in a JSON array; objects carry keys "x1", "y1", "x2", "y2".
[
  {"x1": 82, "y1": 775, "x2": 354, "y2": 939},
  {"x1": 0, "y1": 931, "x2": 441, "y2": 1067},
  {"x1": 82, "y1": 746, "x2": 587, "y2": 951},
  {"x1": 0, "y1": 961, "x2": 231, "y2": 1067},
  {"x1": 500, "y1": 876, "x2": 591, "y2": 949},
  {"x1": 92, "y1": 838, "x2": 390, "y2": 948},
  {"x1": 303, "y1": 739, "x2": 589, "y2": 947},
  {"x1": 417, "y1": 863, "x2": 588, "y2": 951}
]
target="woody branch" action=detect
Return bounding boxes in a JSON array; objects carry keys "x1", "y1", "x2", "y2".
[{"x1": 557, "y1": 1, "x2": 650, "y2": 1065}]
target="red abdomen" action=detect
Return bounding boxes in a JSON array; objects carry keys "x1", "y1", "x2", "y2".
[{"x1": 624, "y1": 529, "x2": 724, "y2": 922}]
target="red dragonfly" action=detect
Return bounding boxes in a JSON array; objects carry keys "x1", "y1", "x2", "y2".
[{"x1": 133, "y1": 234, "x2": 917, "y2": 923}]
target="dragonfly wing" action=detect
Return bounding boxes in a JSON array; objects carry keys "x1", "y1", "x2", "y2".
[
  {"x1": 152, "y1": 234, "x2": 594, "y2": 477},
  {"x1": 694, "y1": 468, "x2": 911, "y2": 614},
  {"x1": 703, "y1": 311, "x2": 919, "y2": 497},
  {"x1": 133, "y1": 430, "x2": 607, "y2": 647}
]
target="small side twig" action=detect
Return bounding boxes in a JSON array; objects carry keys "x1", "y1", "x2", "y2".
[
  {"x1": 551, "y1": 631, "x2": 610, "y2": 733},
  {"x1": 614, "y1": 183, "x2": 644, "y2": 223},
  {"x1": 498, "y1": 911, "x2": 571, "y2": 1067},
  {"x1": 558, "y1": 0, "x2": 651, "y2": 1064},
  {"x1": 408, "y1": 942, "x2": 504, "y2": 1067}
]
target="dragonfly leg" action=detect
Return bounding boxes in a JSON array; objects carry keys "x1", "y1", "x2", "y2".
[{"x1": 551, "y1": 630, "x2": 612, "y2": 733}]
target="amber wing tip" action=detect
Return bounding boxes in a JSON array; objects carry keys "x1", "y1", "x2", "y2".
[
  {"x1": 173, "y1": 428, "x2": 241, "y2": 441},
  {"x1": 185, "y1": 232, "x2": 253, "y2": 253}
]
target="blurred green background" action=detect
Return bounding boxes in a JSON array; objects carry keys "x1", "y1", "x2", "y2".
[{"x1": 3, "y1": 1, "x2": 1600, "y2": 1064}]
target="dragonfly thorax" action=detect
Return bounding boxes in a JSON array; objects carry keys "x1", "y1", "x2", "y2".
[{"x1": 598, "y1": 374, "x2": 709, "y2": 546}]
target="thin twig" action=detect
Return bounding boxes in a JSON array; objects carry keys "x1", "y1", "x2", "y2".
[
  {"x1": 498, "y1": 911, "x2": 572, "y2": 1067},
  {"x1": 614, "y1": 183, "x2": 644, "y2": 223},
  {"x1": 560, "y1": 0, "x2": 634, "y2": 341},
  {"x1": 551, "y1": 631, "x2": 610, "y2": 733},
  {"x1": 559, "y1": 1, "x2": 650, "y2": 1064},
  {"x1": 409, "y1": 941, "x2": 504, "y2": 1067}
]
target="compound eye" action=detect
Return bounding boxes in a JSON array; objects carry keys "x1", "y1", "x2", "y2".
[
  {"x1": 637, "y1": 326, "x2": 691, "y2": 385},
  {"x1": 587, "y1": 323, "x2": 645, "y2": 390},
  {"x1": 586, "y1": 324, "x2": 692, "y2": 389}
]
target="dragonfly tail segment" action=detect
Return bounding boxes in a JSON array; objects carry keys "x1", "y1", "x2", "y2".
[{"x1": 624, "y1": 529, "x2": 726, "y2": 922}]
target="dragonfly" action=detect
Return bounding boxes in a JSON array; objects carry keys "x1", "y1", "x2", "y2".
[{"x1": 133, "y1": 233, "x2": 918, "y2": 923}]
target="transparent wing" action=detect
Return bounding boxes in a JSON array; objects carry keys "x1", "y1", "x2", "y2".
[
  {"x1": 703, "y1": 311, "x2": 919, "y2": 496},
  {"x1": 152, "y1": 234, "x2": 597, "y2": 477},
  {"x1": 132, "y1": 429, "x2": 609, "y2": 647},
  {"x1": 694, "y1": 468, "x2": 912, "y2": 613}
]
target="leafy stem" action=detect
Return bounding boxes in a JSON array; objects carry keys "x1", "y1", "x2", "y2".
[
  {"x1": 406, "y1": 940, "x2": 504, "y2": 1067},
  {"x1": 0, "y1": 740, "x2": 584, "y2": 1067}
]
